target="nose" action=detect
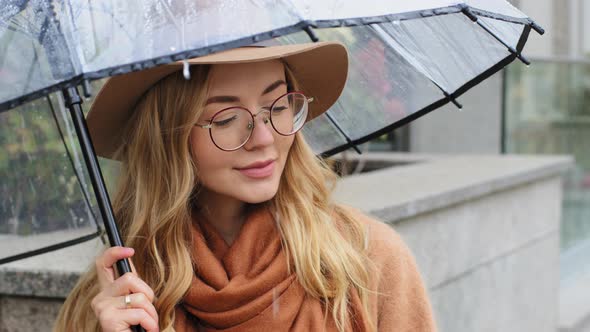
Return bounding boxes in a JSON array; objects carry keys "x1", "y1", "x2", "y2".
[{"x1": 243, "y1": 109, "x2": 275, "y2": 150}]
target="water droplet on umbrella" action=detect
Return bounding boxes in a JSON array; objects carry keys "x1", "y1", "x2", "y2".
[
  {"x1": 183, "y1": 60, "x2": 191, "y2": 80},
  {"x1": 28, "y1": 178, "x2": 36, "y2": 196},
  {"x1": 392, "y1": 20, "x2": 401, "y2": 25},
  {"x1": 170, "y1": 46, "x2": 176, "y2": 51}
]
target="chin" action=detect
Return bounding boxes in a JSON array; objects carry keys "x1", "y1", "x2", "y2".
[{"x1": 237, "y1": 183, "x2": 279, "y2": 204}]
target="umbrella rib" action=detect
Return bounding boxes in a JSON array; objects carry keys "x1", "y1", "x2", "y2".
[
  {"x1": 325, "y1": 103, "x2": 362, "y2": 155},
  {"x1": 301, "y1": 27, "x2": 361, "y2": 155},
  {"x1": 460, "y1": 5, "x2": 530, "y2": 66},
  {"x1": 319, "y1": 49, "x2": 520, "y2": 159},
  {"x1": 0, "y1": 230, "x2": 102, "y2": 265}
]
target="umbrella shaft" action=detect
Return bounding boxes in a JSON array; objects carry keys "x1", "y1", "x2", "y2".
[
  {"x1": 62, "y1": 87, "x2": 125, "y2": 254},
  {"x1": 62, "y1": 87, "x2": 145, "y2": 332}
]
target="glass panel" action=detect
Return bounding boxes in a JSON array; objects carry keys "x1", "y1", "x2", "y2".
[{"x1": 505, "y1": 59, "x2": 590, "y2": 252}]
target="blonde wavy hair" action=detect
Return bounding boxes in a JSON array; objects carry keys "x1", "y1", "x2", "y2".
[{"x1": 54, "y1": 61, "x2": 377, "y2": 332}]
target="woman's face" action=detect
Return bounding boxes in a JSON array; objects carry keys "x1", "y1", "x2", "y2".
[{"x1": 189, "y1": 60, "x2": 295, "y2": 204}]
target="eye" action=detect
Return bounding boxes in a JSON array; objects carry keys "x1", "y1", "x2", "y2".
[
  {"x1": 213, "y1": 115, "x2": 237, "y2": 127},
  {"x1": 272, "y1": 106, "x2": 288, "y2": 113}
]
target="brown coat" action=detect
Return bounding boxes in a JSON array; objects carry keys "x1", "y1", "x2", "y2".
[{"x1": 346, "y1": 206, "x2": 438, "y2": 331}]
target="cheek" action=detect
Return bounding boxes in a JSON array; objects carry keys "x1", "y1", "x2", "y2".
[
  {"x1": 190, "y1": 129, "x2": 236, "y2": 186},
  {"x1": 280, "y1": 135, "x2": 295, "y2": 156},
  {"x1": 190, "y1": 130, "x2": 223, "y2": 173},
  {"x1": 276, "y1": 135, "x2": 295, "y2": 174}
]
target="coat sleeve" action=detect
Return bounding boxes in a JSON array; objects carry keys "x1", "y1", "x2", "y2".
[{"x1": 343, "y1": 205, "x2": 438, "y2": 332}]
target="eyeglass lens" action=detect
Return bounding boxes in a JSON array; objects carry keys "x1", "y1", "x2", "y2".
[{"x1": 209, "y1": 92, "x2": 308, "y2": 150}]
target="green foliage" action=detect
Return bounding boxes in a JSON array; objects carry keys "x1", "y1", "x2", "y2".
[{"x1": 0, "y1": 90, "x2": 116, "y2": 236}]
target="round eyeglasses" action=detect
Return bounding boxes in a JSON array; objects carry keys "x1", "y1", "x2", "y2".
[{"x1": 194, "y1": 91, "x2": 314, "y2": 151}]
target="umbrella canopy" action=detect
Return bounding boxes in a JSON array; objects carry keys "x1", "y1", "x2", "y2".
[
  {"x1": 0, "y1": 0, "x2": 542, "y2": 265},
  {"x1": 1, "y1": 0, "x2": 541, "y2": 112}
]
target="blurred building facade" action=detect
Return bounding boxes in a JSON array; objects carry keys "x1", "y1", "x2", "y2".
[{"x1": 362, "y1": 1, "x2": 590, "y2": 330}]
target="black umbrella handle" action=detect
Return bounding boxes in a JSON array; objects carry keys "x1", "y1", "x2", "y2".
[{"x1": 62, "y1": 87, "x2": 146, "y2": 332}]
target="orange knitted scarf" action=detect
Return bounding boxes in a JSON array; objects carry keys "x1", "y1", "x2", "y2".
[{"x1": 173, "y1": 204, "x2": 369, "y2": 331}]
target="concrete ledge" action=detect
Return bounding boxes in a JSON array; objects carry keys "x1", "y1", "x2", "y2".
[
  {"x1": 333, "y1": 152, "x2": 573, "y2": 223},
  {"x1": 332, "y1": 152, "x2": 572, "y2": 332},
  {"x1": 0, "y1": 236, "x2": 105, "y2": 298},
  {"x1": 386, "y1": 177, "x2": 562, "y2": 289}
]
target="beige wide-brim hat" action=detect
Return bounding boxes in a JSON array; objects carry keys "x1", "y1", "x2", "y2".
[{"x1": 87, "y1": 41, "x2": 348, "y2": 160}]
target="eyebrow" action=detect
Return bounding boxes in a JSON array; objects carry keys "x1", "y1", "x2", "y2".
[{"x1": 205, "y1": 79, "x2": 286, "y2": 105}]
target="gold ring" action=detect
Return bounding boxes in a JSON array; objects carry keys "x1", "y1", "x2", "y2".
[{"x1": 124, "y1": 294, "x2": 132, "y2": 308}]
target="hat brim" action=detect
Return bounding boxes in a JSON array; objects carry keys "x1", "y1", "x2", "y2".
[{"x1": 87, "y1": 41, "x2": 348, "y2": 159}]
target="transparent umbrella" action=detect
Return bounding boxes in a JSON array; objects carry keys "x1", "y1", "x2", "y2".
[{"x1": 0, "y1": 0, "x2": 543, "y2": 301}]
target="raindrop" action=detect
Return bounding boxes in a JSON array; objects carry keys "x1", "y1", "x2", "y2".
[
  {"x1": 272, "y1": 287, "x2": 279, "y2": 317},
  {"x1": 170, "y1": 46, "x2": 176, "y2": 51},
  {"x1": 392, "y1": 20, "x2": 401, "y2": 26},
  {"x1": 28, "y1": 178, "x2": 36, "y2": 196},
  {"x1": 31, "y1": 214, "x2": 38, "y2": 230},
  {"x1": 69, "y1": 208, "x2": 77, "y2": 228}
]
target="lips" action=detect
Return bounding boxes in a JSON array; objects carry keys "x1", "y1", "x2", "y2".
[
  {"x1": 236, "y1": 159, "x2": 275, "y2": 170},
  {"x1": 235, "y1": 159, "x2": 276, "y2": 179}
]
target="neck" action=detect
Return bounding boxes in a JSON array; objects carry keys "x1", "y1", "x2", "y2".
[{"x1": 194, "y1": 190, "x2": 247, "y2": 246}]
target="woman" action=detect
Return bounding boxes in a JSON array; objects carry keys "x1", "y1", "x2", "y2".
[{"x1": 53, "y1": 42, "x2": 437, "y2": 332}]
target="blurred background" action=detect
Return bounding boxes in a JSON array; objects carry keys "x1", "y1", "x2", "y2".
[
  {"x1": 356, "y1": 0, "x2": 590, "y2": 277},
  {"x1": 349, "y1": 0, "x2": 590, "y2": 330}
]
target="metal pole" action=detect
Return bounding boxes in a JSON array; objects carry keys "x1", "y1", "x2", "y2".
[{"x1": 62, "y1": 86, "x2": 145, "y2": 332}]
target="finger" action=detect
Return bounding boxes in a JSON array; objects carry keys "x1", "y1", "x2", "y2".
[
  {"x1": 99, "y1": 308, "x2": 159, "y2": 332},
  {"x1": 117, "y1": 293, "x2": 159, "y2": 323},
  {"x1": 95, "y1": 246, "x2": 135, "y2": 289},
  {"x1": 122, "y1": 308, "x2": 159, "y2": 332},
  {"x1": 105, "y1": 272, "x2": 155, "y2": 303},
  {"x1": 129, "y1": 257, "x2": 138, "y2": 275}
]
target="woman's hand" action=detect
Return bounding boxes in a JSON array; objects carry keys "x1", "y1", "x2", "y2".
[{"x1": 91, "y1": 246, "x2": 159, "y2": 332}]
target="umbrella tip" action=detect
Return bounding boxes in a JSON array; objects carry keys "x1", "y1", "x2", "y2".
[
  {"x1": 303, "y1": 26, "x2": 319, "y2": 42},
  {"x1": 82, "y1": 80, "x2": 92, "y2": 98},
  {"x1": 530, "y1": 21, "x2": 545, "y2": 35}
]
